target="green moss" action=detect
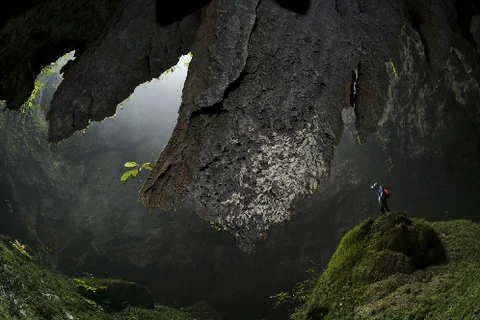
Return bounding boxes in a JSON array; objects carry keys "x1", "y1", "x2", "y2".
[
  {"x1": 11, "y1": 239, "x2": 33, "y2": 260},
  {"x1": 76, "y1": 276, "x2": 155, "y2": 311},
  {"x1": 389, "y1": 58, "x2": 399, "y2": 79},
  {"x1": 293, "y1": 213, "x2": 480, "y2": 320},
  {"x1": 0, "y1": 70, "x2": 87, "y2": 193},
  {"x1": 0, "y1": 236, "x2": 193, "y2": 320}
]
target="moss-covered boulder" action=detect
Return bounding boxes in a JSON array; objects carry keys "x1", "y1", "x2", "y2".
[
  {"x1": 370, "y1": 212, "x2": 447, "y2": 270},
  {"x1": 294, "y1": 212, "x2": 480, "y2": 320},
  {"x1": 76, "y1": 277, "x2": 154, "y2": 310}
]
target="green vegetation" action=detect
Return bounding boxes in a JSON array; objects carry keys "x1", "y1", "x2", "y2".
[
  {"x1": 293, "y1": 212, "x2": 480, "y2": 320},
  {"x1": 20, "y1": 52, "x2": 72, "y2": 113},
  {"x1": 74, "y1": 277, "x2": 105, "y2": 293},
  {"x1": 389, "y1": 58, "x2": 399, "y2": 79},
  {"x1": 0, "y1": 236, "x2": 194, "y2": 319},
  {"x1": 184, "y1": 300, "x2": 220, "y2": 320},
  {"x1": 10, "y1": 239, "x2": 33, "y2": 260},
  {"x1": 159, "y1": 53, "x2": 192, "y2": 80},
  {"x1": 0, "y1": 70, "x2": 82, "y2": 188},
  {"x1": 120, "y1": 161, "x2": 154, "y2": 181},
  {"x1": 0, "y1": 83, "x2": 48, "y2": 173},
  {"x1": 0, "y1": 54, "x2": 75, "y2": 166}
]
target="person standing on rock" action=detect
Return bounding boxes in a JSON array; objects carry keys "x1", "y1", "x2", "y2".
[{"x1": 371, "y1": 182, "x2": 390, "y2": 214}]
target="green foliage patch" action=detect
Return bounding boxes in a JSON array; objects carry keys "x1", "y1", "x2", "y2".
[
  {"x1": 293, "y1": 212, "x2": 480, "y2": 320},
  {"x1": 0, "y1": 235, "x2": 194, "y2": 320},
  {"x1": 10, "y1": 239, "x2": 32, "y2": 260},
  {"x1": 120, "y1": 161, "x2": 153, "y2": 181},
  {"x1": 159, "y1": 53, "x2": 192, "y2": 80},
  {"x1": 20, "y1": 52, "x2": 71, "y2": 113}
]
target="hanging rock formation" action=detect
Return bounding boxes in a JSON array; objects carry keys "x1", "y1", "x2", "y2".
[
  {"x1": 1, "y1": 0, "x2": 479, "y2": 251},
  {"x1": 139, "y1": 0, "x2": 480, "y2": 251}
]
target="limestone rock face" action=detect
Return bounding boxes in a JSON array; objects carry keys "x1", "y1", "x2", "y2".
[
  {"x1": 1, "y1": 5, "x2": 480, "y2": 316},
  {"x1": 139, "y1": 0, "x2": 480, "y2": 251},
  {"x1": 139, "y1": 0, "x2": 401, "y2": 251}
]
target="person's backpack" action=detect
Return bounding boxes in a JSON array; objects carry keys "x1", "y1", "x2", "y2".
[{"x1": 383, "y1": 186, "x2": 390, "y2": 198}]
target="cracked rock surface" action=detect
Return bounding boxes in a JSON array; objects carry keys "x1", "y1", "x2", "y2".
[
  {"x1": 140, "y1": 0, "x2": 480, "y2": 251},
  {"x1": 139, "y1": 0, "x2": 402, "y2": 251}
]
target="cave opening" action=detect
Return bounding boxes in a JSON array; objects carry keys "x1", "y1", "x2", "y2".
[
  {"x1": 0, "y1": 51, "x2": 76, "y2": 115},
  {"x1": 103, "y1": 53, "x2": 191, "y2": 152}
]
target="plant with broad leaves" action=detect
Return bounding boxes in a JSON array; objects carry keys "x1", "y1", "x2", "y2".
[{"x1": 120, "y1": 161, "x2": 153, "y2": 181}]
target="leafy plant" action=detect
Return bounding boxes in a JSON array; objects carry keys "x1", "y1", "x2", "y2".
[
  {"x1": 74, "y1": 278, "x2": 106, "y2": 293},
  {"x1": 120, "y1": 162, "x2": 153, "y2": 181}
]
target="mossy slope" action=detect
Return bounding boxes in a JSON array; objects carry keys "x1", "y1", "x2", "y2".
[
  {"x1": 294, "y1": 212, "x2": 480, "y2": 320},
  {"x1": 0, "y1": 235, "x2": 193, "y2": 320}
]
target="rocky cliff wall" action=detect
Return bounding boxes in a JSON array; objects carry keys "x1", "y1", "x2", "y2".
[{"x1": 140, "y1": 0, "x2": 480, "y2": 251}]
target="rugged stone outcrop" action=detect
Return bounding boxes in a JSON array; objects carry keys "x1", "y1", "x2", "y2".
[
  {"x1": 140, "y1": 0, "x2": 397, "y2": 251},
  {"x1": 140, "y1": 0, "x2": 480, "y2": 251},
  {"x1": 1, "y1": 37, "x2": 480, "y2": 320},
  {"x1": 0, "y1": 236, "x2": 190, "y2": 320}
]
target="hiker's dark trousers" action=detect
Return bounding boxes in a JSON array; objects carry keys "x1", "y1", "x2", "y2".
[{"x1": 379, "y1": 196, "x2": 390, "y2": 214}]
